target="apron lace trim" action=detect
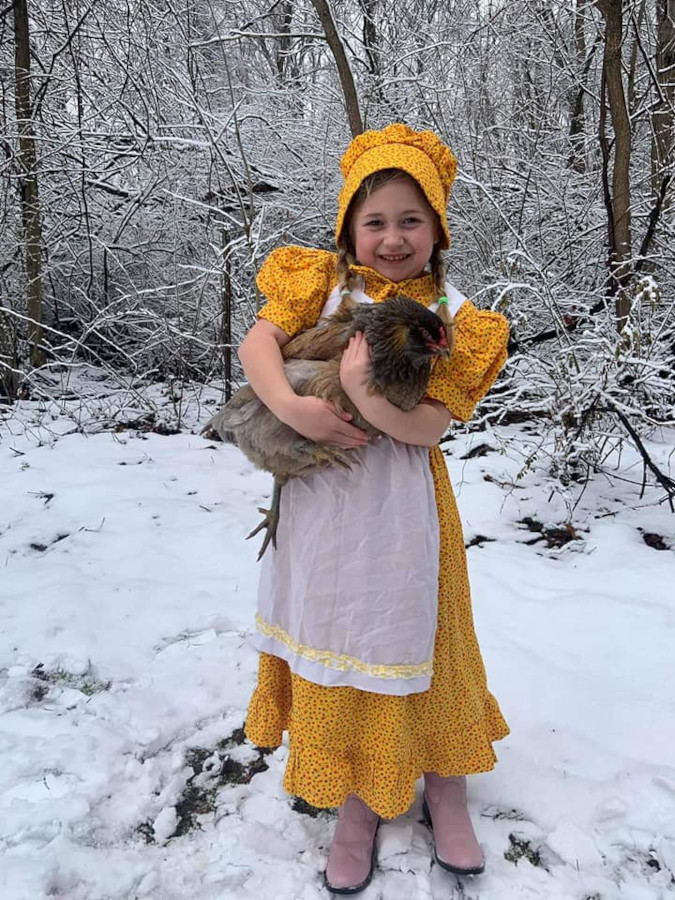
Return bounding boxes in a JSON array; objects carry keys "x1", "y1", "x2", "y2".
[{"x1": 255, "y1": 614, "x2": 434, "y2": 680}]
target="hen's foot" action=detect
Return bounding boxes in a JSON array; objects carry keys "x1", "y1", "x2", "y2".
[
  {"x1": 247, "y1": 480, "x2": 282, "y2": 560},
  {"x1": 246, "y1": 506, "x2": 278, "y2": 560}
]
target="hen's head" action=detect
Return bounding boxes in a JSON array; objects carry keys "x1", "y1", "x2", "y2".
[{"x1": 367, "y1": 295, "x2": 450, "y2": 366}]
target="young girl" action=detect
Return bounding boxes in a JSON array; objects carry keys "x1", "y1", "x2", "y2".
[{"x1": 238, "y1": 124, "x2": 510, "y2": 894}]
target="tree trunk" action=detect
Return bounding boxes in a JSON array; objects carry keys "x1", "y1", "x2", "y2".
[
  {"x1": 310, "y1": 0, "x2": 363, "y2": 137},
  {"x1": 359, "y1": 0, "x2": 380, "y2": 80},
  {"x1": 569, "y1": 0, "x2": 588, "y2": 172},
  {"x1": 597, "y1": 0, "x2": 632, "y2": 331},
  {"x1": 13, "y1": 0, "x2": 44, "y2": 368},
  {"x1": 221, "y1": 228, "x2": 232, "y2": 403},
  {"x1": 627, "y1": 0, "x2": 647, "y2": 115},
  {"x1": 652, "y1": 0, "x2": 675, "y2": 214},
  {"x1": 0, "y1": 311, "x2": 18, "y2": 402}
]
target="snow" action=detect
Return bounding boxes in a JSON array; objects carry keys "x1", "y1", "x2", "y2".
[{"x1": 1, "y1": 391, "x2": 674, "y2": 900}]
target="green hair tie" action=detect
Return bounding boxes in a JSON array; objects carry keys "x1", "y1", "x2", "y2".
[
  {"x1": 341, "y1": 288, "x2": 352, "y2": 297},
  {"x1": 437, "y1": 296, "x2": 449, "y2": 306}
]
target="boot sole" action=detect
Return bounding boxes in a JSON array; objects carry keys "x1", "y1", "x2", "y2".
[
  {"x1": 422, "y1": 797, "x2": 485, "y2": 876},
  {"x1": 323, "y1": 820, "x2": 380, "y2": 895}
]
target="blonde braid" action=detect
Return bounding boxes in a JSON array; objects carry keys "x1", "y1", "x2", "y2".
[
  {"x1": 336, "y1": 245, "x2": 358, "y2": 294},
  {"x1": 430, "y1": 245, "x2": 454, "y2": 356}
]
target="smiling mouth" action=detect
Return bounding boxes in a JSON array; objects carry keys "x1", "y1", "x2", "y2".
[{"x1": 379, "y1": 254, "x2": 410, "y2": 261}]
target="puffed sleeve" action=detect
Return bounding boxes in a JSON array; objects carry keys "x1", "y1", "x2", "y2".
[
  {"x1": 425, "y1": 300, "x2": 509, "y2": 422},
  {"x1": 256, "y1": 246, "x2": 336, "y2": 337}
]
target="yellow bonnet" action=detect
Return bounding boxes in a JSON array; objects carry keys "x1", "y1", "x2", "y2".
[{"x1": 335, "y1": 123, "x2": 458, "y2": 250}]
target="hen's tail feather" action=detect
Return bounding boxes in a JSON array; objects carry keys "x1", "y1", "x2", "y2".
[{"x1": 205, "y1": 387, "x2": 261, "y2": 442}]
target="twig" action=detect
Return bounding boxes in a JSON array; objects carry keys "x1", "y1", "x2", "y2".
[{"x1": 611, "y1": 407, "x2": 675, "y2": 510}]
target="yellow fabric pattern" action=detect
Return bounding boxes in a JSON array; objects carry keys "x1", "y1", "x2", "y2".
[
  {"x1": 426, "y1": 304, "x2": 510, "y2": 422},
  {"x1": 256, "y1": 246, "x2": 337, "y2": 335},
  {"x1": 246, "y1": 248, "x2": 510, "y2": 819},
  {"x1": 335, "y1": 124, "x2": 457, "y2": 249},
  {"x1": 256, "y1": 615, "x2": 433, "y2": 680}
]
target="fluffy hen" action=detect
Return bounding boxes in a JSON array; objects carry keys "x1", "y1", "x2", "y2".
[{"x1": 207, "y1": 294, "x2": 449, "y2": 557}]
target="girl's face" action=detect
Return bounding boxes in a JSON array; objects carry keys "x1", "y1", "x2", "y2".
[{"x1": 350, "y1": 178, "x2": 440, "y2": 282}]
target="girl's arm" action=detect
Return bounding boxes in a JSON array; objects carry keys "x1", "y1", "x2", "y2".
[
  {"x1": 339, "y1": 331, "x2": 452, "y2": 447},
  {"x1": 238, "y1": 320, "x2": 369, "y2": 450}
]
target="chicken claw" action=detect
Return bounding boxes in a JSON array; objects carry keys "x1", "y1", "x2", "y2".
[
  {"x1": 247, "y1": 480, "x2": 282, "y2": 560},
  {"x1": 246, "y1": 507, "x2": 278, "y2": 559}
]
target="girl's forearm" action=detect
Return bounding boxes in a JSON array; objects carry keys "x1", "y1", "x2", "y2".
[
  {"x1": 238, "y1": 324, "x2": 370, "y2": 447},
  {"x1": 237, "y1": 327, "x2": 297, "y2": 423},
  {"x1": 354, "y1": 394, "x2": 451, "y2": 446}
]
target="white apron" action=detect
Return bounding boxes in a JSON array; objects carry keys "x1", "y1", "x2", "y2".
[{"x1": 250, "y1": 282, "x2": 466, "y2": 696}]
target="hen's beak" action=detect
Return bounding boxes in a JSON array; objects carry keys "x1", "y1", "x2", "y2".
[{"x1": 427, "y1": 329, "x2": 450, "y2": 358}]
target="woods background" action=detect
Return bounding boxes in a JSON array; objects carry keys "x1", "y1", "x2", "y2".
[{"x1": 1, "y1": 0, "x2": 674, "y2": 493}]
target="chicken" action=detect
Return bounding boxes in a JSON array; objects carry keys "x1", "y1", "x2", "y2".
[{"x1": 207, "y1": 294, "x2": 450, "y2": 558}]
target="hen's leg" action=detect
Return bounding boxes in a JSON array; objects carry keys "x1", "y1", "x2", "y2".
[
  {"x1": 246, "y1": 442, "x2": 354, "y2": 560},
  {"x1": 247, "y1": 478, "x2": 282, "y2": 560}
]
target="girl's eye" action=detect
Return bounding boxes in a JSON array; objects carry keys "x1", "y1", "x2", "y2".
[
  {"x1": 403, "y1": 217, "x2": 421, "y2": 226},
  {"x1": 363, "y1": 219, "x2": 382, "y2": 228}
]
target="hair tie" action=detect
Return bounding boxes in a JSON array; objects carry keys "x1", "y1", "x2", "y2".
[
  {"x1": 437, "y1": 296, "x2": 449, "y2": 306},
  {"x1": 341, "y1": 288, "x2": 352, "y2": 297}
]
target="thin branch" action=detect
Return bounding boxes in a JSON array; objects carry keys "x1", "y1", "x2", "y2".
[
  {"x1": 611, "y1": 407, "x2": 675, "y2": 510},
  {"x1": 636, "y1": 173, "x2": 673, "y2": 267},
  {"x1": 0, "y1": 0, "x2": 17, "y2": 19}
]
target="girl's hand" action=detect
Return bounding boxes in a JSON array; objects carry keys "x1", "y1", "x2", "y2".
[
  {"x1": 339, "y1": 332, "x2": 372, "y2": 404},
  {"x1": 282, "y1": 395, "x2": 369, "y2": 449}
]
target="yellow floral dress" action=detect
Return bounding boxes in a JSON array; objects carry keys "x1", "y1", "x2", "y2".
[{"x1": 244, "y1": 245, "x2": 510, "y2": 820}]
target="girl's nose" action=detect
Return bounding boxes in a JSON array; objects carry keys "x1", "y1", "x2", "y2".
[{"x1": 381, "y1": 228, "x2": 406, "y2": 248}]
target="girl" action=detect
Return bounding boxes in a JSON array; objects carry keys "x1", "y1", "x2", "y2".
[{"x1": 238, "y1": 124, "x2": 510, "y2": 894}]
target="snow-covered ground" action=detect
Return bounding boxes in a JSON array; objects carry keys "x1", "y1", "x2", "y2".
[{"x1": 1, "y1": 380, "x2": 674, "y2": 900}]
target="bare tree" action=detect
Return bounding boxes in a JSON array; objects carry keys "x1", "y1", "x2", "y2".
[
  {"x1": 13, "y1": 0, "x2": 44, "y2": 367},
  {"x1": 652, "y1": 0, "x2": 675, "y2": 210},
  {"x1": 309, "y1": 0, "x2": 363, "y2": 136},
  {"x1": 597, "y1": 0, "x2": 633, "y2": 331}
]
